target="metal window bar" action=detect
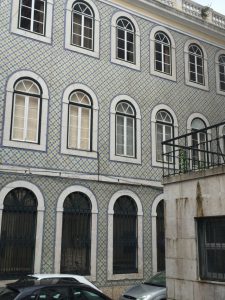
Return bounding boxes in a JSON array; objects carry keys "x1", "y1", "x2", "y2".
[{"x1": 162, "y1": 121, "x2": 225, "y2": 177}]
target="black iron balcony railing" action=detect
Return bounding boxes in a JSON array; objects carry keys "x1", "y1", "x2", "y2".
[{"x1": 162, "y1": 121, "x2": 225, "y2": 177}]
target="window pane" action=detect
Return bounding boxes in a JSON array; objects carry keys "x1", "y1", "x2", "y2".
[
  {"x1": 127, "y1": 32, "x2": 134, "y2": 43},
  {"x1": 116, "y1": 115, "x2": 124, "y2": 155},
  {"x1": 34, "y1": 10, "x2": 44, "y2": 23},
  {"x1": 34, "y1": 0, "x2": 45, "y2": 11},
  {"x1": 83, "y1": 37, "x2": 92, "y2": 50},
  {"x1": 73, "y1": 13, "x2": 82, "y2": 26},
  {"x1": 117, "y1": 48, "x2": 125, "y2": 60},
  {"x1": 118, "y1": 38, "x2": 125, "y2": 50},
  {"x1": 80, "y1": 108, "x2": 90, "y2": 150},
  {"x1": 20, "y1": 17, "x2": 31, "y2": 30},
  {"x1": 68, "y1": 105, "x2": 78, "y2": 148},
  {"x1": 84, "y1": 17, "x2": 92, "y2": 29},
  {"x1": 73, "y1": 34, "x2": 82, "y2": 46},
  {"x1": 117, "y1": 28, "x2": 125, "y2": 39},
  {"x1": 22, "y1": 0, "x2": 32, "y2": 6},
  {"x1": 127, "y1": 117, "x2": 134, "y2": 157},
  {"x1": 12, "y1": 95, "x2": 26, "y2": 141},
  {"x1": 27, "y1": 97, "x2": 39, "y2": 142},
  {"x1": 84, "y1": 27, "x2": 92, "y2": 39},
  {"x1": 127, "y1": 52, "x2": 134, "y2": 63},
  {"x1": 33, "y1": 21, "x2": 43, "y2": 34},
  {"x1": 156, "y1": 61, "x2": 162, "y2": 72}
]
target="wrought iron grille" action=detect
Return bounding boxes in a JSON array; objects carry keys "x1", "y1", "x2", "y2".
[
  {"x1": 162, "y1": 121, "x2": 225, "y2": 177},
  {"x1": 61, "y1": 192, "x2": 91, "y2": 275},
  {"x1": 113, "y1": 196, "x2": 138, "y2": 274},
  {"x1": 156, "y1": 200, "x2": 165, "y2": 272},
  {"x1": 197, "y1": 216, "x2": 225, "y2": 281},
  {"x1": 0, "y1": 188, "x2": 37, "y2": 279}
]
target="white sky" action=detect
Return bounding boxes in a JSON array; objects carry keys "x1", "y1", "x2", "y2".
[{"x1": 194, "y1": 0, "x2": 225, "y2": 15}]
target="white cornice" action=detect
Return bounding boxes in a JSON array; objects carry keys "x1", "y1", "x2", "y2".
[
  {"x1": 0, "y1": 165, "x2": 163, "y2": 189},
  {"x1": 100, "y1": 0, "x2": 225, "y2": 49}
]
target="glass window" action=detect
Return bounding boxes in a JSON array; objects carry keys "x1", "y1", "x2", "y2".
[
  {"x1": 0, "y1": 188, "x2": 37, "y2": 279},
  {"x1": 219, "y1": 55, "x2": 225, "y2": 92},
  {"x1": 113, "y1": 196, "x2": 138, "y2": 274},
  {"x1": 72, "y1": 1, "x2": 94, "y2": 50},
  {"x1": 19, "y1": 0, "x2": 46, "y2": 35},
  {"x1": 156, "y1": 200, "x2": 165, "y2": 272},
  {"x1": 11, "y1": 79, "x2": 41, "y2": 143},
  {"x1": 60, "y1": 192, "x2": 91, "y2": 275},
  {"x1": 116, "y1": 101, "x2": 135, "y2": 158},
  {"x1": 156, "y1": 110, "x2": 173, "y2": 162},
  {"x1": 116, "y1": 18, "x2": 135, "y2": 63},
  {"x1": 71, "y1": 288, "x2": 106, "y2": 300},
  {"x1": 191, "y1": 118, "x2": 207, "y2": 169},
  {"x1": 198, "y1": 217, "x2": 225, "y2": 281},
  {"x1": 68, "y1": 90, "x2": 92, "y2": 151},
  {"x1": 188, "y1": 44, "x2": 204, "y2": 85},
  {"x1": 155, "y1": 32, "x2": 171, "y2": 75}
]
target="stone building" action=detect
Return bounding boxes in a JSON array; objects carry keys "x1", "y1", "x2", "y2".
[{"x1": 0, "y1": 0, "x2": 225, "y2": 298}]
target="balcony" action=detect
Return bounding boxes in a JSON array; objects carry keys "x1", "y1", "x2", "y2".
[
  {"x1": 162, "y1": 121, "x2": 225, "y2": 177},
  {"x1": 155, "y1": 0, "x2": 225, "y2": 29}
]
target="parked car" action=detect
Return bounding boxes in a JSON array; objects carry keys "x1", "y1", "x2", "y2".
[
  {"x1": 16, "y1": 274, "x2": 101, "y2": 292},
  {"x1": 119, "y1": 271, "x2": 166, "y2": 300},
  {"x1": 0, "y1": 279, "x2": 111, "y2": 300}
]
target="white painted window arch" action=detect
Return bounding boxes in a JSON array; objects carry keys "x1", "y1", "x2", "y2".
[
  {"x1": 151, "y1": 104, "x2": 178, "y2": 168},
  {"x1": 55, "y1": 185, "x2": 98, "y2": 281},
  {"x1": 3, "y1": 70, "x2": 49, "y2": 151},
  {"x1": 61, "y1": 83, "x2": 99, "y2": 158},
  {"x1": 184, "y1": 39, "x2": 209, "y2": 91},
  {"x1": 151, "y1": 193, "x2": 164, "y2": 274},
  {"x1": 65, "y1": 0, "x2": 100, "y2": 58},
  {"x1": 111, "y1": 11, "x2": 140, "y2": 70},
  {"x1": 215, "y1": 50, "x2": 225, "y2": 96},
  {"x1": 150, "y1": 26, "x2": 176, "y2": 81},
  {"x1": 107, "y1": 190, "x2": 143, "y2": 280},
  {"x1": 11, "y1": 0, "x2": 54, "y2": 43},
  {"x1": 110, "y1": 95, "x2": 141, "y2": 164},
  {"x1": 0, "y1": 181, "x2": 45, "y2": 274}
]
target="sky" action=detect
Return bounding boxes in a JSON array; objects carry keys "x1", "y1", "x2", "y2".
[{"x1": 194, "y1": 0, "x2": 225, "y2": 15}]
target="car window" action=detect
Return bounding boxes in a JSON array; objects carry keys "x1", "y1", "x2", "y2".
[
  {"x1": 144, "y1": 271, "x2": 166, "y2": 287},
  {"x1": 0, "y1": 288, "x2": 19, "y2": 300},
  {"x1": 72, "y1": 288, "x2": 106, "y2": 300},
  {"x1": 23, "y1": 287, "x2": 69, "y2": 300}
]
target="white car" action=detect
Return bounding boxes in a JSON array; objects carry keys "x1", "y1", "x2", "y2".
[{"x1": 17, "y1": 274, "x2": 101, "y2": 292}]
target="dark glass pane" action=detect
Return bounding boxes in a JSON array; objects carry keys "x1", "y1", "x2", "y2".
[
  {"x1": 127, "y1": 51, "x2": 134, "y2": 63},
  {"x1": 164, "y1": 64, "x2": 171, "y2": 74},
  {"x1": 197, "y1": 74, "x2": 204, "y2": 84},
  {"x1": 34, "y1": 10, "x2": 44, "y2": 22},
  {"x1": 164, "y1": 53, "x2": 170, "y2": 64},
  {"x1": 33, "y1": 21, "x2": 43, "y2": 34},
  {"x1": 189, "y1": 62, "x2": 195, "y2": 72},
  {"x1": 73, "y1": 34, "x2": 81, "y2": 46},
  {"x1": 197, "y1": 57, "x2": 203, "y2": 66},
  {"x1": 155, "y1": 42, "x2": 161, "y2": 52},
  {"x1": 84, "y1": 27, "x2": 92, "y2": 39},
  {"x1": 83, "y1": 38, "x2": 92, "y2": 49},
  {"x1": 189, "y1": 54, "x2": 195, "y2": 63},
  {"x1": 21, "y1": 6, "x2": 32, "y2": 18},
  {"x1": 220, "y1": 73, "x2": 225, "y2": 82},
  {"x1": 207, "y1": 249, "x2": 225, "y2": 274},
  {"x1": 156, "y1": 61, "x2": 162, "y2": 71},
  {"x1": 84, "y1": 17, "x2": 92, "y2": 29},
  {"x1": 156, "y1": 52, "x2": 162, "y2": 62},
  {"x1": 117, "y1": 28, "x2": 124, "y2": 39},
  {"x1": 73, "y1": 13, "x2": 82, "y2": 25},
  {"x1": 221, "y1": 82, "x2": 225, "y2": 91},
  {"x1": 20, "y1": 17, "x2": 31, "y2": 30},
  {"x1": 127, "y1": 41, "x2": 134, "y2": 53},
  {"x1": 197, "y1": 66, "x2": 203, "y2": 75},
  {"x1": 73, "y1": 23, "x2": 81, "y2": 35},
  {"x1": 22, "y1": 0, "x2": 32, "y2": 7},
  {"x1": 117, "y1": 48, "x2": 125, "y2": 60},
  {"x1": 190, "y1": 71, "x2": 196, "y2": 82},
  {"x1": 127, "y1": 32, "x2": 134, "y2": 43},
  {"x1": 34, "y1": 0, "x2": 44, "y2": 11},
  {"x1": 118, "y1": 38, "x2": 125, "y2": 50}
]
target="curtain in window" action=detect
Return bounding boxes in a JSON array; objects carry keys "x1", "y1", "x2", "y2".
[
  {"x1": 12, "y1": 79, "x2": 40, "y2": 143},
  {"x1": 68, "y1": 91, "x2": 92, "y2": 151},
  {"x1": 155, "y1": 32, "x2": 171, "y2": 74},
  {"x1": 188, "y1": 44, "x2": 204, "y2": 85}
]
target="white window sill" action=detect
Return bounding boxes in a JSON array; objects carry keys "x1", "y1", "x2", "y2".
[
  {"x1": 61, "y1": 148, "x2": 98, "y2": 159},
  {"x1": 111, "y1": 58, "x2": 140, "y2": 71},
  {"x1": 11, "y1": 28, "x2": 52, "y2": 44},
  {"x1": 65, "y1": 44, "x2": 100, "y2": 58},
  {"x1": 110, "y1": 154, "x2": 141, "y2": 164},
  {"x1": 185, "y1": 80, "x2": 209, "y2": 91},
  {"x1": 150, "y1": 69, "x2": 176, "y2": 81},
  {"x1": 2, "y1": 139, "x2": 46, "y2": 152}
]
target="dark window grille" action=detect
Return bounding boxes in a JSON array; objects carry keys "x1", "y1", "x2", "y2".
[
  {"x1": 61, "y1": 192, "x2": 91, "y2": 275},
  {"x1": 0, "y1": 188, "x2": 37, "y2": 279},
  {"x1": 156, "y1": 200, "x2": 165, "y2": 272},
  {"x1": 113, "y1": 196, "x2": 138, "y2": 274},
  {"x1": 198, "y1": 217, "x2": 225, "y2": 281}
]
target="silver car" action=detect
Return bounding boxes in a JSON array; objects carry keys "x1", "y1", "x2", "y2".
[{"x1": 120, "y1": 271, "x2": 166, "y2": 300}]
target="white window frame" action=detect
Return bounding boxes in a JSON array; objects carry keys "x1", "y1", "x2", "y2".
[
  {"x1": 110, "y1": 95, "x2": 141, "y2": 164},
  {"x1": 11, "y1": 0, "x2": 53, "y2": 44},
  {"x1": 151, "y1": 104, "x2": 178, "y2": 168},
  {"x1": 215, "y1": 50, "x2": 225, "y2": 96},
  {"x1": 150, "y1": 26, "x2": 176, "y2": 81},
  {"x1": 0, "y1": 181, "x2": 45, "y2": 274},
  {"x1": 111, "y1": 12, "x2": 140, "y2": 71},
  {"x1": 3, "y1": 71, "x2": 49, "y2": 151},
  {"x1": 61, "y1": 84, "x2": 98, "y2": 158},
  {"x1": 55, "y1": 185, "x2": 98, "y2": 282},
  {"x1": 107, "y1": 190, "x2": 143, "y2": 281},
  {"x1": 184, "y1": 40, "x2": 209, "y2": 91},
  {"x1": 65, "y1": 0, "x2": 100, "y2": 58}
]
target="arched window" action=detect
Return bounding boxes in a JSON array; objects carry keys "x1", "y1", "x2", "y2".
[
  {"x1": 113, "y1": 196, "x2": 137, "y2": 274},
  {"x1": 155, "y1": 31, "x2": 171, "y2": 75},
  {"x1": 61, "y1": 192, "x2": 92, "y2": 275},
  {"x1": 116, "y1": 101, "x2": 136, "y2": 157},
  {"x1": 68, "y1": 90, "x2": 92, "y2": 151},
  {"x1": 19, "y1": 0, "x2": 46, "y2": 35},
  {"x1": 0, "y1": 188, "x2": 37, "y2": 278},
  {"x1": 219, "y1": 55, "x2": 225, "y2": 92},
  {"x1": 11, "y1": 79, "x2": 41, "y2": 143},
  {"x1": 116, "y1": 18, "x2": 135, "y2": 63},
  {"x1": 72, "y1": 1, "x2": 94, "y2": 50},
  {"x1": 188, "y1": 44, "x2": 204, "y2": 85},
  {"x1": 191, "y1": 118, "x2": 207, "y2": 168},
  {"x1": 156, "y1": 110, "x2": 174, "y2": 163}
]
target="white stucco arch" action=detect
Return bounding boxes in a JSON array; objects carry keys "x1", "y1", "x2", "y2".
[
  {"x1": 107, "y1": 190, "x2": 143, "y2": 280},
  {"x1": 55, "y1": 185, "x2": 98, "y2": 281},
  {"x1": 187, "y1": 113, "x2": 210, "y2": 132},
  {"x1": 0, "y1": 181, "x2": 45, "y2": 273}
]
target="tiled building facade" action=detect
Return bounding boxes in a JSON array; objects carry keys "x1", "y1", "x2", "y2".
[{"x1": 0, "y1": 0, "x2": 225, "y2": 297}]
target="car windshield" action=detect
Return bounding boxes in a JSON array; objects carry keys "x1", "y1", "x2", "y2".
[
  {"x1": 0, "y1": 288, "x2": 18, "y2": 300},
  {"x1": 144, "y1": 272, "x2": 166, "y2": 287}
]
